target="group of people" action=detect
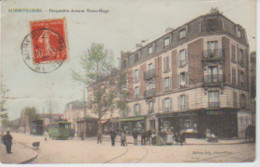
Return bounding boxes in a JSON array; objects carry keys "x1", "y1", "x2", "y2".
[
  {"x1": 100, "y1": 127, "x2": 186, "y2": 146},
  {"x1": 1, "y1": 131, "x2": 13, "y2": 154}
]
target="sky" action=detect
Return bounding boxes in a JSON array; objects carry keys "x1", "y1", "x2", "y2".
[{"x1": 1, "y1": 0, "x2": 256, "y2": 120}]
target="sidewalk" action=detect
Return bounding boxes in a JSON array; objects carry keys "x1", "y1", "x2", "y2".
[
  {"x1": 100, "y1": 135, "x2": 246, "y2": 145},
  {"x1": 0, "y1": 142, "x2": 37, "y2": 164}
]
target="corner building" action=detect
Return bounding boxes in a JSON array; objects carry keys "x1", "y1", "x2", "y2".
[{"x1": 120, "y1": 12, "x2": 251, "y2": 138}]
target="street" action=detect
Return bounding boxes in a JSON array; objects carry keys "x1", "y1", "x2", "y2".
[{"x1": 7, "y1": 133, "x2": 255, "y2": 163}]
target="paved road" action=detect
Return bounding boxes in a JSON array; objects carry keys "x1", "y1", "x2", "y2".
[{"x1": 11, "y1": 133, "x2": 255, "y2": 163}]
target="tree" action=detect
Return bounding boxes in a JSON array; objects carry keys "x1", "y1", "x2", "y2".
[
  {"x1": 24, "y1": 107, "x2": 39, "y2": 132},
  {"x1": 0, "y1": 83, "x2": 9, "y2": 118},
  {"x1": 72, "y1": 43, "x2": 128, "y2": 133}
]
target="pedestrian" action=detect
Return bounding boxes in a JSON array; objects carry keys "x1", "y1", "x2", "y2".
[
  {"x1": 160, "y1": 127, "x2": 167, "y2": 145},
  {"x1": 146, "y1": 130, "x2": 152, "y2": 145},
  {"x1": 141, "y1": 130, "x2": 146, "y2": 145},
  {"x1": 110, "y1": 129, "x2": 117, "y2": 146},
  {"x1": 44, "y1": 131, "x2": 48, "y2": 141},
  {"x1": 132, "y1": 129, "x2": 138, "y2": 145},
  {"x1": 3, "y1": 131, "x2": 13, "y2": 154},
  {"x1": 97, "y1": 130, "x2": 102, "y2": 144},
  {"x1": 120, "y1": 130, "x2": 126, "y2": 146},
  {"x1": 166, "y1": 130, "x2": 174, "y2": 145},
  {"x1": 151, "y1": 131, "x2": 156, "y2": 145}
]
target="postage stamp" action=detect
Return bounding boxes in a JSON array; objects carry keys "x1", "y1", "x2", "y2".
[{"x1": 21, "y1": 18, "x2": 68, "y2": 73}]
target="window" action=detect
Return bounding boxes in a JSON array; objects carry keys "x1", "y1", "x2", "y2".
[
  {"x1": 207, "y1": 41, "x2": 218, "y2": 51},
  {"x1": 231, "y1": 45, "x2": 236, "y2": 62},
  {"x1": 134, "y1": 104, "x2": 141, "y2": 116},
  {"x1": 134, "y1": 53, "x2": 139, "y2": 63},
  {"x1": 208, "y1": 91, "x2": 219, "y2": 108},
  {"x1": 240, "y1": 94, "x2": 246, "y2": 109},
  {"x1": 163, "y1": 77, "x2": 172, "y2": 91},
  {"x1": 206, "y1": 19, "x2": 218, "y2": 32},
  {"x1": 239, "y1": 71, "x2": 245, "y2": 86},
  {"x1": 164, "y1": 37, "x2": 170, "y2": 48},
  {"x1": 233, "y1": 92, "x2": 237, "y2": 108},
  {"x1": 134, "y1": 86, "x2": 140, "y2": 98},
  {"x1": 148, "y1": 45, "x2": 154, "y2": 55},
  {"x1": 147, "y1": 81, "x2": 155, "y2": 90},
  {"x1": 148, "y1": 63, "x2": 154, "y2": 71},
  {"x1": 232, "y1": 68, "x2": 236, "y2": 84},
  {"x1": 237, "y1": 28, "x2": 241, "y2": 38},
  {"x1": 163, "y1": 56, "x2": 170, "y2": 73},
  {"x1": 162, "y1": 98, "x2": 172, "y2": 112},
  {"x1": 121, "y1": 59, "x2": 127, "y2": 68},
  {"x1": 179, "y1": 95, "x2": 187, "y2": 110},
  {"x1": 134, "y1": 69, "x2": 140, "y2": 83},
  {"x1": 180, "y1": 72, "x2": 188, "y2": 87},
  {"x1": 239, "y1": 49, "x2": 244, "y2": 66},
  {"x1": 208, "y1": 66, "x2": 219, "y2": 83},
  {"x1": 179, "y1": 49, "x2": 187, "y2": 66},
  {"x1": 148, "y1": 101, "x2": 154, "y2": 113},
  {"x1": 179, "y1": 29, "x2": 186, "y2": 39}
]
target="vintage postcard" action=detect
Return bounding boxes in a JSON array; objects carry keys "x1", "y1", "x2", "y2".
[{"x1": 0, "y1": 0, "x2": 257, "y2": 165}]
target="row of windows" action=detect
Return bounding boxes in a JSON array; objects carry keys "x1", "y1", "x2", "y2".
[
  {"x1": 231, "y1": 45, "x2": 246, "y2": 66},
  {"x1": 231, "y1": 68, "x2": 246, "y2": 87},
  {"x1": 132, "y1": 91, "x2": 247, "y2": 116}
]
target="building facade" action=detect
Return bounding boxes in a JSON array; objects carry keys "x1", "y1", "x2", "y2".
[{"x1": 119, "y1": 11, "x2": 252, "y2": 138}]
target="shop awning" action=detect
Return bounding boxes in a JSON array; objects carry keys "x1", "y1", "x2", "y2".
[{"x1": 119, "y1": 117, "x2": 145, "y2": 122}]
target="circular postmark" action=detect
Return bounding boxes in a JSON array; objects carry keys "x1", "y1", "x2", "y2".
[{"x1": 21, "y1": 28, "x2": 67, "y2": 73}]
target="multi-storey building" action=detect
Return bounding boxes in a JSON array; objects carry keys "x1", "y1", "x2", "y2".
[{"x1": 119, "y1": 11, "x2": 252, "y2": 138}]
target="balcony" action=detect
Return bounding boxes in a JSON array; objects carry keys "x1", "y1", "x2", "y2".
[
  {"x1": 208, "y1": 102, "x2": 220, "y2": 109},
  {"x1": 144, "y1": 88, "x2": 155, "y2": 98},
  {"x1": 203, "y1": 74, "x2": 224, "y2": 87},
  {"x1": 203, "y1": 49, "x2": 224, "y2": 62},
  {"x1": 144, "y1": 69, "x2": 155, "y2": 80}
]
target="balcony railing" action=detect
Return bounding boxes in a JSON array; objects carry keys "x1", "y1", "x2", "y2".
[
  {"x1": 203, "y1": 49, "x2": 224, "y2": 62},
  {"x1": 162, "y1": 107, "x2": 172, "y2": 112},
  {"x1": 208, "y1": 102, "x2": 220, "y2": 109},
  {"x1": 144, "y1": 88, "x2": 155, "y2": 98},
  {"x1": 144, "y1": 69, "x2": 155, "y2": 80},
  {"x1": 163, "y1": 86, "x2": 173, "y2": 92},
  {"x1": 203, "y1": 74, "x2": 224, "y2": 86}
]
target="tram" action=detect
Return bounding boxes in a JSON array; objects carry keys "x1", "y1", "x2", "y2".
[{"x1": 49, "y1": 120, "x2": 72, "y2": 140}]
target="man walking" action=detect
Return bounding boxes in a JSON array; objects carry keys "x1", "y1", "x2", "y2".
[
  {"x1": 3, "y1": 131, "x2": 13, "y2": 154},
  {"x1": 120, "y1": 130, "x2": 126, "y2": 146},
  {"x1": 132, "y1": 130, "x2": 138, "y2": 145},
  {"x1": 97, "y1": 130, "x2": 102, "y2": 144},
  {"x1": 110, "y1": 129, "x2": 117, "y2": 146},
  {"x1": 141, "y1": 130, "x2": 146, "y2": 146}
]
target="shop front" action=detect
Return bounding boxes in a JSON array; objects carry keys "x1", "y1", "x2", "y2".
[
  {"x1": 120, "y1": 116, "x2": 146, "y2": 134},
  {"x1": 158, "y1": 111, "x2": 199, "y2": 138}
]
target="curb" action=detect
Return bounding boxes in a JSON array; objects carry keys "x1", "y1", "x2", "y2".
[{"x1": 14, "y1": 142, "x2": 38, "y2": 164}]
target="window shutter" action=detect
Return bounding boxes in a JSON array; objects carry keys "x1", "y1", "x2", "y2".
[
  {"x1": 162, "y1": 99, "x2": 165, "y2": 112},
  {"x1": 178, "y1": 74, "x2": 181, "y2": 88},
  {"x1": 170, "y1": 77, "x2": 172, "y2": 90},
  {"x1": 170, "y1": 97, "x2": 173, "y2": 112},
  {"x1": 185, "y1": 72, "x2": 189, "y2": 86},
  {"x1": 186, "y1": 95, "x2": 189, "y2": 110},
  {"x1": 178, "y1": 96, "x2": 180, "y2": 110},
  {"x1": 185, "y1": 49, "x2": 188, "y2": 64}
]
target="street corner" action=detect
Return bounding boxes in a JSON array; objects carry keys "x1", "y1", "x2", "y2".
[{"x1": 0, "y1": 142, "x2": 38, "y2": 164}]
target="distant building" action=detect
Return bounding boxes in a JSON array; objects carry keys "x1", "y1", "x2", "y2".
[
  {"x1": 39, "y1": 113, "x2": 63, "y2": 129},
  {"x1": 20, "y1": 109, "x2": 30, "y2": 133},
  {"x1": 249, "y1": 51, "x2": 256, "y2": 125},
  {"x1": 63, "y1": 101, "x2": 87, "y2": 135}
]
